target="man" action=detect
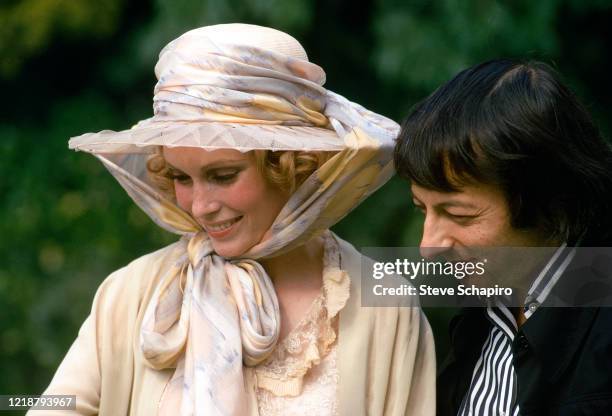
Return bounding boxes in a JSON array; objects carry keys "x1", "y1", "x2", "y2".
[{"x1": 394, "y1": 59, "x2": 612, "y2": 415}]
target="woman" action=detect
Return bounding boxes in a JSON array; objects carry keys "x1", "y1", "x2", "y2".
[{"x1": 35, "y1": 24, "x2": 435, "y2": 415}]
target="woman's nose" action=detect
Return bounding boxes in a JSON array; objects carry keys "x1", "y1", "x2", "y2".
[
  {"x1": 190, "y1": 183, "x2": 221, "y2": 219},
  {"x1": 419, "y1": 214, "x2": 453, "y2": 258}
]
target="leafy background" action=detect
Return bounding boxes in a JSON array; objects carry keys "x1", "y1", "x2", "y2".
[{"x1": 1, "y1": 0, "x2": 610, "y2": 397}]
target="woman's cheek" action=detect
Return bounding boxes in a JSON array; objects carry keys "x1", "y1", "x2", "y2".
[
  {"x1": 226, "y1": 179, "x2": 264, "y2": 210},
  {"x1": 174, "y1": 183, "x2": 192, "y2": 212}
]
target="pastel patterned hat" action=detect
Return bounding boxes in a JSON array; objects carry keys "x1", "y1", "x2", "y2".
[{"x1": 69, "y1": 23, "x2": 397, "y2": 154}]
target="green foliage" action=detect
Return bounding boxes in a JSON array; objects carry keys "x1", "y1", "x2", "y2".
[
  {"x1": 1, "y1": 0, "x2": 610, "y2": 395},
  {"x1": 0, "y1": 0, "x2": 124, "y2": 78},
  {"x1": 1, "y1": 91, "x2": 177, "y2": 392},
  {"x1": 373, "y1": 0, "x2": 561, "y2": 91}
]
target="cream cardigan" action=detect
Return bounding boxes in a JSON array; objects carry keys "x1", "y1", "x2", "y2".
[{"x1": 34, "y1": 236, "x2": 436, "y2": 415}]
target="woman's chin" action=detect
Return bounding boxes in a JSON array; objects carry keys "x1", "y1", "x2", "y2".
[
  {"x1": 212, "y1": 244, "x2": 237, "y2": 258},
  {"x1": 211, "y1": 240, "x2": 251, "y2": 258}
]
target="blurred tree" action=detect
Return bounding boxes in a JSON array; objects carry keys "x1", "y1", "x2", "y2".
[
  {"x1": 374, "y1": 0, "x2": 560, "y2": 91},
  {"x1": 1, "y1": 0, "x2": 610, "y2": 398},
  {"x1": 0, "y1": 0, "x2": 124, "y2": 78}
]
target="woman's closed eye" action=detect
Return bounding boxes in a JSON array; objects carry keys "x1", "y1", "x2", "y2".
[
  {"x1": 167, "y1": 170, "x2": 191, "y2": 184},
  {"x1": 208, "y1": 169, "x2": 239, "y2": 184},
  {"x1": 166, "y1": 167, "x2": 242, "y2": 185}
]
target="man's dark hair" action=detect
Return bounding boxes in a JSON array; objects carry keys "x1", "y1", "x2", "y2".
[{"x1": 394, "y1": 59, "x2": 612, "y2": 245}]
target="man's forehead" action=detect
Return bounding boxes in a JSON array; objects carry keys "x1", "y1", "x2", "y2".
[{"x1": 410, "y1": 182, "x2": 500, "y2": 208}]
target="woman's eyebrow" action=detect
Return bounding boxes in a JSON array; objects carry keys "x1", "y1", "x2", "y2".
[
  {"x1": 201, "y1": 160, "x2": 247, "y2": 170},
  {"x1": 166, "y1": 159, "x2": 247, "y2": 172}
]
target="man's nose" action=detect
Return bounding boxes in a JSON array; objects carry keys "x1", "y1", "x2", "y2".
[
  {"x1": 419, "y1": 214, "x2": 453, "y2": 258},
  {"x1": 191, "y1": 182, "x2": 221, "y2": 219}
]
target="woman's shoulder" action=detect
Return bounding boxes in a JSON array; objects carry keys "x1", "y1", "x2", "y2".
[
  {"x1": 332, "y1": 232, "x2": 423, "y2": 314},
  {"x1": 332, "y1": 233, "x2": 365, "y2": 272},
  {"x1": 92, "y1": 239, "x2": 185, "y2": 312},
  {"x1": 332, "y1": 233, "x2": 396, "y2": 282},
  {"x1": 119, "y1": 239, "x2": 185, "y2": 276}
]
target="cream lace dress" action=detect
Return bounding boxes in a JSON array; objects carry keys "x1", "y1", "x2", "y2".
[{"x1": 254, "y1": 233, "x2": 350, "y2": 416}]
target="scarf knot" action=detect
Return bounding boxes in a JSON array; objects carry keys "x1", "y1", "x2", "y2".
[
  {"x1": 186, "y1": 231, "x2": 213, "y2": 267},
  {"x1": 140, "y1": 232, "x2": 280, "y2": 415}
]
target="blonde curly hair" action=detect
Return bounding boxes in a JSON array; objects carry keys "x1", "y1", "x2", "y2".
[{"x1": 146, "y1": 147, "x2": 334, "y2": 200}]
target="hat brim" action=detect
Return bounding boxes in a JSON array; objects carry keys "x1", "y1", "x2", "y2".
[{"x1": 69, "y1": 121, "x2": 345, "y2": 154}]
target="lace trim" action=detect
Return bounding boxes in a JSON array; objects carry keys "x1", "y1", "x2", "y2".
[
  {"x1": 254, "y1": 231, "x2": 350, "y2": 397},
  {"x1": 256, "y1": 344, "x2": 339, "y2": 415}
]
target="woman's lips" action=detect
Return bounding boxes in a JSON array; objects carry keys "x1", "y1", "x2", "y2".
[{"x1": 204, "y1": 216, "x2": 243, "y2": 239}]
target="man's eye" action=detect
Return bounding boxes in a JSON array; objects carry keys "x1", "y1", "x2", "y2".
[{"x1": 448, "y1": 213, "x2": 476, "y2": 223}]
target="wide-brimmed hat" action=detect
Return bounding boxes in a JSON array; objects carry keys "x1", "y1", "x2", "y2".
[{"x1": 69, "y1": 23, "x2": 395, "y2": 154}]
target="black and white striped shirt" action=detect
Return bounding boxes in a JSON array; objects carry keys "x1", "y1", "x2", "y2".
[{"x1": 458, "y1": 244, "x2": 576, "y2": 416}]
